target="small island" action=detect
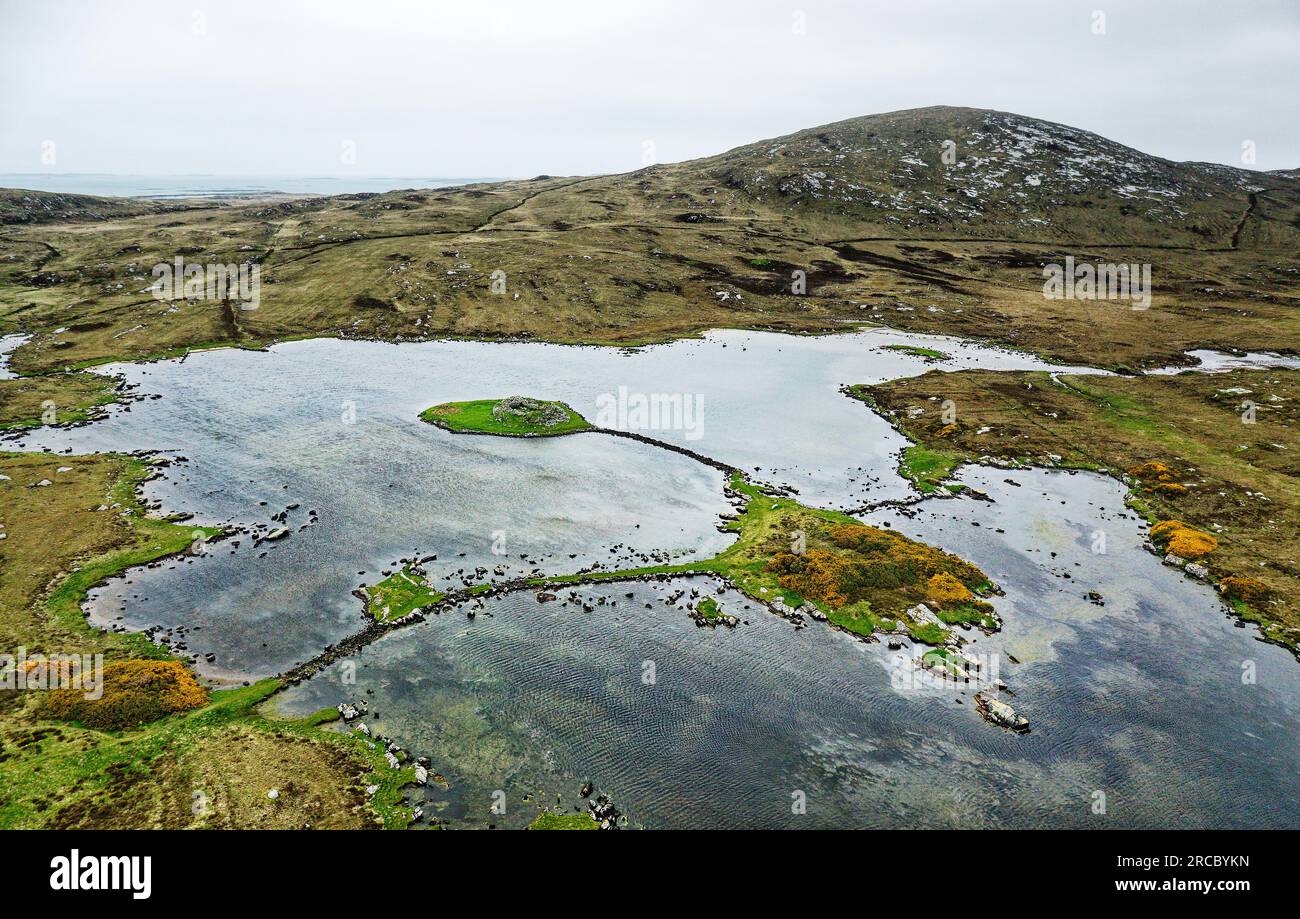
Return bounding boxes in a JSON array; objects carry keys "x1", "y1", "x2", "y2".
[
  {"x1": 363, "y1": 566, "x2": 445, "y2": 622},
  {"x1": 883, "y1": 344, "x2": 951, "y2": 362},
  {"x1": 420, "y1": 396, "x2": 591, "y2": 437}
]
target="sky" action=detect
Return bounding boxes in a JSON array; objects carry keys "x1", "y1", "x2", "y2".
[{"x1": 0, "y1": 0, "x2": 1296, "y2": 176}]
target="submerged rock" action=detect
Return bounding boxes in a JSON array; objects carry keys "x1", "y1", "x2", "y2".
[{"x1": 975, "y1": 692, "x2": 1029, "y2": 733}]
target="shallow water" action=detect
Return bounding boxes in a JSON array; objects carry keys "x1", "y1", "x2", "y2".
[
  {"x1": 9, "y1": 328, "x2": 1298, "y2": 828},
  {"x1": 10, "y1": 328, "x2": 1084, "y2": 679},
  {"x1": 1147, "y1": 348, "x2": 1300, "y2": 374},
  {"x1": 274, "y1": 466, "x2": 1300, "y2": 829},
  {"x1": 0, "y1": 335, "x2": 24, "y2": 379}
]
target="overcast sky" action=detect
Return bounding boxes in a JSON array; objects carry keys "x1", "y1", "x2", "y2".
[{"x1": 1, "y1": 0, "x2": 1296, "y2": 176}]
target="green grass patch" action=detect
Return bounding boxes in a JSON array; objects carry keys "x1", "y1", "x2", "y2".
[
  {"x1": 883, "y1": 344, "x2": 950, "y2": 361},
  {"x1": 527, "y1": 810, "x2": 598, "y2": 830},
  {"x1": 365, "y1": 567, "x2": 444, "y2": 622},
  {"x1": 0, "y1": 372, "x2": 122, "y2": 431},
  {"x1": 908, "y1": 622, "x2": 949, "y2": 645},
  {"x1": 826, "y1": 600, "x2": 888, "y2": 637},
  {"x1": 420, "y1": 397, "x2": 591, "y2": 436},
  {"x1": 0, "y1": 679, "x2": 416, "y2": 829},
  {"x1": 936, "y1": 603, "x2": 999, "y2": 630},
  {"x1": 900, "y1": 444, "x2": 962, "y2": 493},
  {"x1": 921, "y1": 647, "x2": 967, "y2": 677}
]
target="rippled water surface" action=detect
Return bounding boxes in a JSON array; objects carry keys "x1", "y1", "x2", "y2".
[{"x1": 9, "y1": 329, "x2": 1298, "y2": 828}]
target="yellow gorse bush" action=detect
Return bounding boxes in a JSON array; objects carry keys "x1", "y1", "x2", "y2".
[
  {"x1": 926, "y1": 572, "x2": 974, "y2": 607},
  {"x1": 41, "y1": 659, "x2": 209, "y2": 731},
  {"x1": 1150, "y1": 520, "x2": 1218, "y2": 559}
]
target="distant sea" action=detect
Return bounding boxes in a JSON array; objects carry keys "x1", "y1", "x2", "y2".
[{"x1": 0, "y1": 174, "x2": 506, "y2": 199}]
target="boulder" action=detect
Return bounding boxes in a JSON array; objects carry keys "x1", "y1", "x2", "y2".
[{"x1": 975, "y1": 692, "x2": 1029, "y2": 733}]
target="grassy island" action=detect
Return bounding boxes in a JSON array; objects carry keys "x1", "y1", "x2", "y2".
[
  {"x1": 883, "y1": 344, "x2": 950, "y2": 361},
  {"x1": 420, "y1": 396, "x2": 591, "y2": 436},
  {"x1": 364, "y1": 567, "x2": 446, "y2": 622}
]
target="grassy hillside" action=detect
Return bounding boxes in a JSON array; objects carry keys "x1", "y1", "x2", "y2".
[
  {"x1": 0, "y1": 383, "x2": 415, "y2": 828},
  {"x1": 0, "y1": 188, "x2": 208, "y2": 225},
  {"x1": 1, "y1": 108, "x2": 1296, "y2": 374}
]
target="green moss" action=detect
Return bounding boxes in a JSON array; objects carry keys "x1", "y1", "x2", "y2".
[
  {"x1": 527, "y1": 810, "x2": 598, "y2": 830},
  {"x1": 696, "y1": 596, "x2": 721, "y2": 619}
]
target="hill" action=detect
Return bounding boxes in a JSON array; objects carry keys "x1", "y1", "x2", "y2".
[
  {"x1": 1, "y1": 107, "x2": 1297, "y2": 373},
  {"x1": 700, "y1": 105, "x2": 1295, "y2": 247},
  {"x1": 0, "y1": 188, "x2": 210, "y2": 225}
]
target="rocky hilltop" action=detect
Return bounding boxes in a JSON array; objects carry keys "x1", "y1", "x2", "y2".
[{"x1": 701, "y1": 106, "x2": 1292, "y2": 246}]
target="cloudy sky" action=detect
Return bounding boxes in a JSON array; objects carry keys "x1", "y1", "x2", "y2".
[{"x1": 1, "y1": 0, "x2": 1296, "y2": 176}]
